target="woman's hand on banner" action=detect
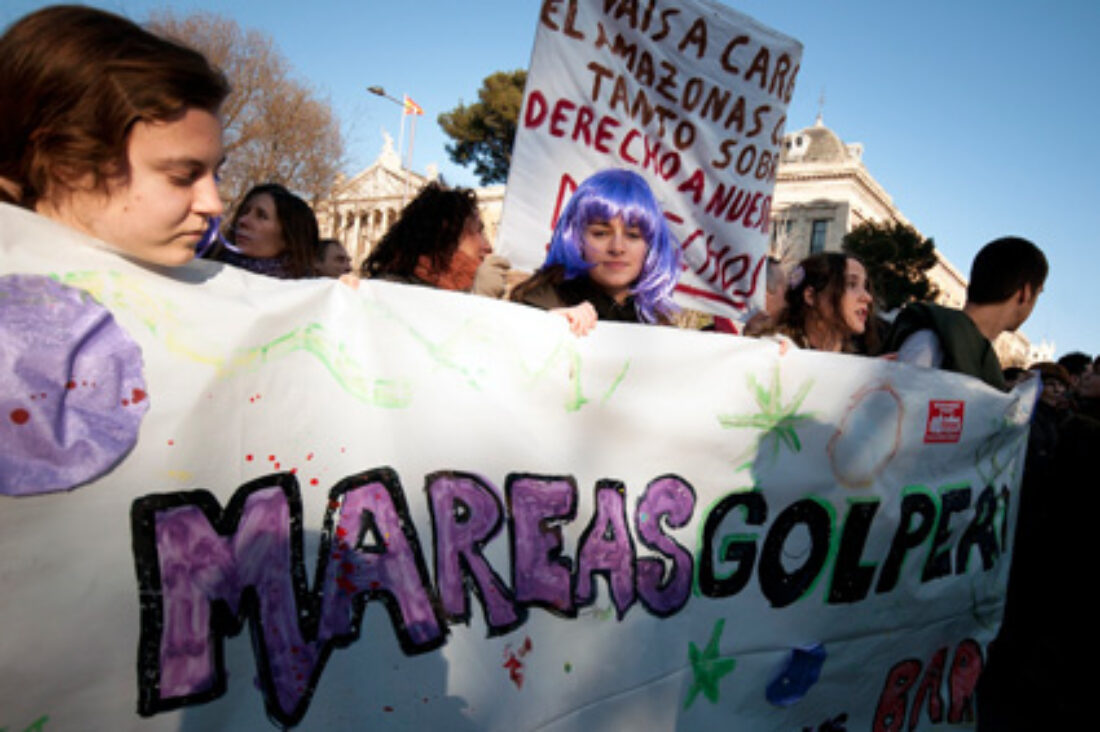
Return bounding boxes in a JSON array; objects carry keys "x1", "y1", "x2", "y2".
[{"x1": 552, "y1": 301, "x2": 598, "y2": 336}]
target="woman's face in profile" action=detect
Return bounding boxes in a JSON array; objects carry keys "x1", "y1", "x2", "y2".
[
  {"x1": 233, "y1": 193, "x2": 284, "y2": 258},
  {"x1": 837, "y1": 258, "x2": 872, "y2": 336},
  {"x1": 456, "y1": 215, "x2": 491, "y2": 263}
]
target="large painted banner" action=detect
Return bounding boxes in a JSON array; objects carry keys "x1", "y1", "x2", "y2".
[
  {"x1": 498, "y1": 0, "x2": 802, "y2": 320},
  {"x1": 1, "y1": 203, "x2": 1036, "y2": 730}
]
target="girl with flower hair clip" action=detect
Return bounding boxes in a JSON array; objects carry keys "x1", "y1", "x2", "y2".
[
  {"x1": 777, "y1": 251, "x2": 877, "y2": 353},
  {"x1": 511, "y1": 169, "x2": 680, "y2": 335}
]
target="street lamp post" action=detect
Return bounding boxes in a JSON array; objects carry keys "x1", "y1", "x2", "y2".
[{"x1": 367, "y1": 85, "x2": 420, "y2": 208}]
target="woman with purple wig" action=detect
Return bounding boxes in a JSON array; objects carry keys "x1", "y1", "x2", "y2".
[{"x1": 511, "y1": 169, "x2": 680, "y2": 335}]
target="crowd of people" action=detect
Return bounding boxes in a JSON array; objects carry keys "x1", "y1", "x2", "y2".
[{"x1": 1, "y1": 5, "x2": 1093, "y2": 729}]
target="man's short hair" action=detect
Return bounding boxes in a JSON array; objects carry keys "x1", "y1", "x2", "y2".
[
  {"x1": 1058, "y1": 351, "x2": 1092, "y2": 377},
  {"x1": 967, "y1": 237, "x2": 1047, "y2": 304}
]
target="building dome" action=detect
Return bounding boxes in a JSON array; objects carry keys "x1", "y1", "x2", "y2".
[{"x1": 781, "y1": 118, "x2": 851, "y2": 164}]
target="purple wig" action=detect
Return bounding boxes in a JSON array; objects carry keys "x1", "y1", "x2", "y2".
[{"x1": 543, "y1": 169, "x2": 680, "y2": 323}]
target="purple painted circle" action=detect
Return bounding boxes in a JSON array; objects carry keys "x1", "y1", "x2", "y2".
[{"x1": 1, "y1": 274, "x2": 149, "y2": 496}]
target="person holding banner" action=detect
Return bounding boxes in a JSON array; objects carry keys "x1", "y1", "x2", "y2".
[
  {"x1": 205, "y1": 183, "x2": 321, "y2": 279},
  {"x1": 775, "y1": 252, "x2": 876, "y2": 353},
  {"x1": 885, "y1": 236, "x2": 1047, "y2": 390},
  {"x1": 0, "y1": 5, "x2": 228, "y2": 267},
  {"x1": 360, "y1": 181, "x2": 508, "y2": 295},
  {"x1": 510, "y1": 169, "x2": 680, "y2": 336}
]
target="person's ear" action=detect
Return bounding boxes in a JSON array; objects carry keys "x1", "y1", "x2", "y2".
[{"x1": 803, "y1": 286, "x2": 816, "y2": 308}]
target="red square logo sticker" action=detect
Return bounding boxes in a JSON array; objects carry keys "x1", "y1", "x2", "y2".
[{"x1": 925, "y1": 400, "x2": 965, "y2": 443}]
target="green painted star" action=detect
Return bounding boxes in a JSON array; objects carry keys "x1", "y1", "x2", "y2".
[
  {"x1": 718, "y1": 366, "x2": 814, "y2": 472},
  {"x1": 684, "y1": 618, "x2": 737, "y2": 709}
]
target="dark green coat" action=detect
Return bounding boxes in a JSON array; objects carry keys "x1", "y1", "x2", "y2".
[{"x1": 885, "y1": 303, "x2": 1006, "y2": 390}]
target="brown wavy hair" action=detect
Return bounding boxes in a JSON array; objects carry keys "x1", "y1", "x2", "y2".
[
  {"x1": 779, "y1": 252, "x2": 878, "y2": 353},
  {"x1": 0, "y1": 5, "x2": 229, "y2": 207},
  {"x1": 361, "y1": 181, "x2": 479, "y2": 278}
]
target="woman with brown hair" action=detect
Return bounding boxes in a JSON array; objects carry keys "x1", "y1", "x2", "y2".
[
  {"x1": 778, "y1": 251, "x2": 876, "y2": 353},
  {"x1": 0, "y1": 5, "x2": 229, "y2": 266},
  {"x1": 205, "y1": 183, "x2": 321, "y2": 279}
]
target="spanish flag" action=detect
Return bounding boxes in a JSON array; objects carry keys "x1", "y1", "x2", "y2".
[{"x1": 403, "y1": 95, "x2": 424, "y2": 116}]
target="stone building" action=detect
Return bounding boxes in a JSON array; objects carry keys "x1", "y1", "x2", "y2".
[
  {"x1": 315, "y1": 134, "x2": 504, "y2": 268},
  {"x1": 772, "y1": 116, "x2": 967, "y2": 308}
]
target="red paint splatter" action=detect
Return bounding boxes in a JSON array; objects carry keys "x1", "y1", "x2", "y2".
[
  {"x1": 328, "y1": 499, "x2": 341, "y2": 510},
  {"x1": 131, "y1": 388, "x2": 146, "y2": 404},
  {"x1": 39, "y1": 392, "x2": 46, "y2": 399},
  {"x1": 340, "y1": 561, "x2": 355, "y2": 574},
  {"x1": 290, "y1": 467, "x2": 297, "y2": 475},
  {"x1": 306, "y1": 452, "x2": 315, "y2": 461},
  {"x1": 336, "y1": 576, "x2": 357, "y2": 594},
  {"x1": 502, "y1": 636, "x2": 533, "y2": 689},
  {"x1": 274, "y1": 462, "x2": 281, "y2": 470},
  {"x1": 167, "y1": 440, "x2": 175, "y2": 446},
  {"x1": 268, "y1": 454, "x2": 276, "y2": 462},
  {"x1": 66, "y1": 380, "x2": 76, "y2": 389},
  {"x1": 121, "y1": 399, "x2": 130, "y2": 406},
  {"x1": 81, "y1": 380, "x2": 87, "y2": 387},
  {"x1": 310, "y1": 478, "x2": 319, "y2": 486},
  {"x1": 10, "y1": 408, "x2": 30, "y2": 425},
  {"x1": 503, "y1": 656, "x2": 524, "y2": 689},
  {"x1": 335, "y1": 526, "x2": 348, "y2": 539},
  {"x1": 29, "y1": 394, "x2": 36, "y2": 401},
  {"x1": 246, "y1": 454, "x2": 254, "y2": 462}
]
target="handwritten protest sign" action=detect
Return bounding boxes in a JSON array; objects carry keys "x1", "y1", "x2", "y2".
[
  {"x1": 498, "y1": 0, "x2": 802, "y2": 320},
  {"x1": 1, "y1": 203, "x2": 1035, "y2": 730}
]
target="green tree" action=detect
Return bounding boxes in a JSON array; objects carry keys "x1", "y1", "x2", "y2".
[
  {"x1": 842, "y1": 221, "x2": 939, "y2": 312},
  {"x1": 438, "y1": 70, "x2": 526, "y2": 185},
  {"x1": 150, "y1": 11, "x2": 344, "y2": 205}
]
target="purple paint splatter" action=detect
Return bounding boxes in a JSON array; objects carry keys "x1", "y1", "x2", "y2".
[{"x1": 0, "y1": 274, "x2": 148, "y2": 496}]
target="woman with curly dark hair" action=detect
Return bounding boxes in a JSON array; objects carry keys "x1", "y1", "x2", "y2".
[
  {"x1": 205, "y1": 183, "x2": 320, "y2": 279},
  {"x1": 360, "y1": 181, "x2": 501, "y2": 293},
  {"x1": 778, "y1": 251, "x2": 876, "y2": 353}
]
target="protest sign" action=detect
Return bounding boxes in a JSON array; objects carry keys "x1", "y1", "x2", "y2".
[
  {"x1": 498, "y1": 0, "x2": 803, "y2": 321},
  {"x1": 1, "y1": 203, "x2": 1036, "y2": 730}
]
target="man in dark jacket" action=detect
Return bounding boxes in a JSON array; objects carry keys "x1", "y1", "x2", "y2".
[{"x1": 884, "y1": 237, "x2": 1047, "y2": 390}]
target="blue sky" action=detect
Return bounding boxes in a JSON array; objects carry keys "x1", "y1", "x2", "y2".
[{"x1": 5, "y1": 0, "x2": 1097, "y2": 357}]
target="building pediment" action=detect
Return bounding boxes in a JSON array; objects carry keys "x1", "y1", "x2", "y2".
[{"x1": 334, "y1": 163, "x2": 427, "y2": 202}]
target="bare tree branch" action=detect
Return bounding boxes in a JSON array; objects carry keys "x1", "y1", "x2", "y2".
[{"x1": 149, "y1": 11, "x2": 343, "y2": 206}]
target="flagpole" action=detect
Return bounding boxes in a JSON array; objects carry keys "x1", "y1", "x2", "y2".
[
  {"x1": 366, "y1": 86, "x2": 422, "y2": 209},
  {"x1": 403, "y1": 91, "x2": 413, "y2": 206},
  {"x1": 406, "y1": 100, "x2": 417, "y2": 175}
]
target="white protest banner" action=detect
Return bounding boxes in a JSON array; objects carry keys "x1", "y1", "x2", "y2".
[
  {"x1": 1, "y1": 203, "x2": 1035, "y2": 730},
  {"x1": 498, "y1": 0, "x2": 802, "y2": 321}
]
